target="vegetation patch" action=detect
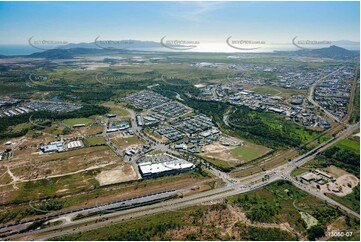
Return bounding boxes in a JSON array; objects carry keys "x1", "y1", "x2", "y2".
[
  {"x1": 300, "y1": 212, "x2": 318, "y2": 229},
  {"x1": 335, "y1": 138, "x2": 360, "y2": 154},
  {"x1": 326, "y1": 185, "x2": 360, "y2": 212},
  {"x1": 85, "y1": 136, "x2": 106, "y2": 146},
  {"x1": 63, "y1": 118, "x2": 93, "y2": 126}
]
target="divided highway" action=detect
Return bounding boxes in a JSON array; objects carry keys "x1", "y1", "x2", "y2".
[
  {"x1": 2, "y1": 81, "x2": 359, "y2": 240},
  {"x1": 3, "y1": 122, "x2": 359, "y2": 241}
]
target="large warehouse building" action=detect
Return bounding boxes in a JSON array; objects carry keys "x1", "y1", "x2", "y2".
[{"x1": 138, "y1": 154, "x2": 195, "y2": 177}]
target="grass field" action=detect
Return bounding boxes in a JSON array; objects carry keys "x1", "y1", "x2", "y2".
[
  {"x1": 200, "y1": 141, "x2": 271, "y2": 171},
  {"x1": 108, "y1": 107, "x2": 130, "y2": 116},
  {"x1": 305, "y1": 134, "x2": 333, "y2": 149},
  {"x1": 335, "y1": 138, "x2": 360, "y2": 154},
  {"x1": 290, "y1": 167, "x2": 310, "y2": 177},
  {"x1": 63, "y1": 118, "x2": 93, "y2": 126},
  {"x1": 85, "y1": 136, "x2": 106, "y2": 146},
  {"x1": 200, "y1": 155, "x2": 235, "y2": 170},
  {"x1": 230, "y1": 142, "x2": 271, "y2": 161},
  {"x1": 231, "y1": 149, "x2": 299, "y2": 178},
  {"x1": 246, "y1": 85, "x2": 307, "y2": 98}
]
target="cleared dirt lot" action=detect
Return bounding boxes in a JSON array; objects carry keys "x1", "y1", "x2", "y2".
[
  {"x1": 324, "y1": 174, "x2": 359, "y2": 196},
  {"x1": 202, "y1": 142, "x2": 239, "y2": 162},
  {"x1": 325, "y1": 165, "x2": 349, "y2": 177},
  {"x1": 95, "y1": 164, "x2": 139, "y2": 186},
  {"x1": 320, "y1": 166, "x2": 359, "y2": 196},
  {"x1": 109, "y1": 133, "x2": 144, "y2": 150},
  {"x1": 1, "y1": 134, "x2": 121, "y2": 183}
]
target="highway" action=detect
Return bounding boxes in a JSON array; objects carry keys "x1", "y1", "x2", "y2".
[
  {"x1": 3, "y1": 121, "x2": 359, "y2": 240},
  {"x1": 307, "y1": 66, "x2": 346, "y2": 123},
  {"x1": 2, "y1": 90, "x2": 359, "y2": 240}
]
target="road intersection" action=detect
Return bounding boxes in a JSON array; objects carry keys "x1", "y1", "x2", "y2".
[
  {"x1": 2, "y1": 120, "x2": 358, "y2": 240},
  {"x1": 1, "y1": 76, "x2": 359, "y2": 240}
]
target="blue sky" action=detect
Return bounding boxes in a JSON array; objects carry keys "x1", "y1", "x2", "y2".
[{"x1": 0, "y1": 1, "x2": 359, "y2": 45}]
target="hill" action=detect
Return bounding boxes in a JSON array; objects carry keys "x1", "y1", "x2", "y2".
[
  {"x1": 27, "y1": 48, "x2": 118, "y2": 59},
  {"x1": 275, "y1": 45, "x2": 359, "y2": 60}
]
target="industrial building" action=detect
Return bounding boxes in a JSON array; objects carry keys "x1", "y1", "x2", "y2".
[
  {"x1": 73, "y1": 124, "x2": 85, "y2": 128},
  {"x1": 40, "y1": 141, "x2": 65, "y2": 153},
  {"x1": 107, "y1": 114, "x2": 116, "y2": 118},
  {"x1": 138, "y1": 154, "x2": 195, "y2": 177},
  {"x1": 40, "y1": 140, "x2": 84, "y2": 153},
  {"x1": 66, "y1": 140, "x2": 84, "y2": 150}
]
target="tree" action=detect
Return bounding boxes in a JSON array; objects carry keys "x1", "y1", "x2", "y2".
[
  {"x1": 62, "y1": 127, "x2": 71, "y2": 135},
  {"x1": 307, "y1": 225, "x2": 325, "y2": 240}
]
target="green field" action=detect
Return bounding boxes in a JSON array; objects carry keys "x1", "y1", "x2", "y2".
[
  {"x1": 85, "y1": 136, "x2": 106, "y2": 146},
  {"x1": 113, "y1": 136, "x2": 143, "y2": 148},
  {"x1": 63, "y1": 118, "x2": 93, "y2": 126},
  {"x1": 230, "y1": 142, "x2": 271, "y2": 162},
  {"x1": 290, "y1": 166, "x2": 310, "y2": 177},
  {"x1": 200, "y1": 155, "x2": 235, "y2": 170},
  {"x1": 108, "y1": 107, "x2": 130, "y2": 116},
  {"x1": 335, "y1": 138, "x2": 360, "y2": 154},
  {"x1": 201, "y1": 142, "x2": 271, "y2": 171},
  {"x1": 249, "y1": 85, "x2": 306, "y2": 98}
]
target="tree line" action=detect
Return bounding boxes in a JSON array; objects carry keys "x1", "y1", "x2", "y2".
[{"x1": 0, "y1": 105, "x2": 109, "y2": 139}]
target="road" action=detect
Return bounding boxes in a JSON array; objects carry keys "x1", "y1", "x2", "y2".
[
  {"x1": 3, "y1": 121, "x2": 359, "y2": 240},
  {"x1": 2, "y1": 90, "x2": 360, "y2": 239},
  {"x1": 307, "y1": 66, "x2": 346, "y2": 123},
  {"x1": 122, "y1": 106, "x2": 236, "y2": 184},
  {"x1": 344, "y1": 63, "x2": 359, "y2": 123}
]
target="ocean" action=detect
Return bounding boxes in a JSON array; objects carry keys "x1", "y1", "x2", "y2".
[
  {"x1": 0, "y1": 45, "x2": 42, "y2": 56},
  {"x1": 0, "y1": 43, "x2": 359, "y2": 56}
]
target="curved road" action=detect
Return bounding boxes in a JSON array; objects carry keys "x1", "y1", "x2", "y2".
[{"x1": 4, "y1": 122, "x2": 359, "y2": 240}]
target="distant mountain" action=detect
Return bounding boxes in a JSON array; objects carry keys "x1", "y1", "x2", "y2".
[
  {"x1": 275, "y1": 45, "x2": 359, "y2": 60},
  {"x1": 19, "y1": 44, "x2": 359, "y2": 60},
  {"x1": 308, "y1": 45, "x2": 359, "y2": 59},
  {"x1": 27, "y1": 48, "x2": 118, "y2": 59},
  {"x1": 332, "y1": 40, "x2": 360, "y2": 46},
  {"x1": 23, "y1": 40, "x2": 163, "y2": 59},
  {"x1": 301, "y1": 45, "x2": 359, "y2": 59},
  {"x1": 64, "y1": 40, "x2": 161, "y2": 49},
  {"x1": 63, "y1": 42, "x2": 97, "y2": 49}
]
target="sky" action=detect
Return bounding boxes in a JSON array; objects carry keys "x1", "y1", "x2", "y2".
[{"x1": 0, "y1": 1, "x2": 359, "y2": 47}]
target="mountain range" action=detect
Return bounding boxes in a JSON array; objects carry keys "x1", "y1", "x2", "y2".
[
  {"x1": 25, "y1": 45, "x2": 358, "y2": 60},
  {"x1": 275, "y1": 45, "x2": 359, "y2": 60}
]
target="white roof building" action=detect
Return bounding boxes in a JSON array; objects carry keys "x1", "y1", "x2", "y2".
[
  {"x1": 138, "y1": 156, "x2": 194, "y2": 177},
  {"x1": 66, "y1": 140, "x2": 84, "y2": 150},
  {"x1": 41, "y1": 141, "x2": 65, "y2": 153}
]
